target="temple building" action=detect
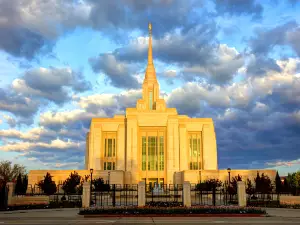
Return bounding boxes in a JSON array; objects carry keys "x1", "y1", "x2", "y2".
[{"x1": 28, "y1": 24, "x2": 276, "y2": 187}]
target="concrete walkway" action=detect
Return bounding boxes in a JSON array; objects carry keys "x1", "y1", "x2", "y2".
[
  {"x1": 265, "y1": 208, "x2": 300, "y2": 218},
  {"x1": 0, "y1": 208, "x2": 80, "y2": 218}
]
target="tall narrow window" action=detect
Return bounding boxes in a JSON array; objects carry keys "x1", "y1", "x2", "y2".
[
  {"x1": 104, "y1": 139, "x2": 107, "y2": 157},
  {"x1": 113, "y1": 139, "x2": 115, "y2": 157},
  {"x1": 148, "y1": 136, "x2": 157, "y2": 171},
  {"x1": 159, "y1": 136, "x2": 164, "y2": 171},
  {"x1": 142, "y1": 137, "x2": 146, "y2": 171},
  {"x1": 189, "y1": 133, "x2": 202, "y2": 170},
  {"x1": 149, "y1": 91, "x2": 153, "y2": 110},
  {"x1": 103, "y1": 133, "x2": 117, "y2": 170},
  {"x1": 108, "y1": 139, "x2": 112, "y2": 157}
]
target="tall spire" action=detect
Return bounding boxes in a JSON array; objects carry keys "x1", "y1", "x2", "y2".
[
  {"x1": 148, "y1": 23, "x2": 153, "y2": 65},
  {"x1": 144, "y1": 22, "x2": 157, "y2": 82}
]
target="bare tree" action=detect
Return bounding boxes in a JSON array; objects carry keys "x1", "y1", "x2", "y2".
[{"x1": 0, "y1": 160, "x2": 26, "y2": 183}]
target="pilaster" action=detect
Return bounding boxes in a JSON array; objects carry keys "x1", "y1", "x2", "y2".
[
  {"x1": 237, "y1": 181, "x2": 247, "y2": 207},
  {"x1": 183, "y1": 181, "x2": 191, "y2": 207}
]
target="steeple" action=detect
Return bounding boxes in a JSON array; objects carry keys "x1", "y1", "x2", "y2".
[{"x1": 144, "y1": 22, "x2": 157, "y2": 83}]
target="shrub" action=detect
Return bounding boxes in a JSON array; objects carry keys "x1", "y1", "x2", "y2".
[{"x1": 79, "y1": 206, "x2": 266, "y2": 215}]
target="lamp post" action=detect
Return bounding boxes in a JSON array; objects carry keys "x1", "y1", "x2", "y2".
[
  {"x1": 227, "y1": 167, "x2": 231, "y2": 202},
  {"x1": 90, "y1": 168, "x2": 93, "y2": 205},
  {"x1": 108, "y1": 172, "x2": 111, "y2": 185},
  {"x1": 227, "y1": 168, "x2": 231, "y2": 186}
]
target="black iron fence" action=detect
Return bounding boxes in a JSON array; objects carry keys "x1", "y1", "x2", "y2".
[
  {"x1": 190, "y1": 184, "x2": 237, "y2": 206},
  {"x1": 91, "y1": 184, "x2": 138, "y2": 207},
  {"x1": 246, "y1": 192, "x2": 293, "y2": 207},
  {"x1": 145, "y1": 184, "x2": 183, "y2": 207}
]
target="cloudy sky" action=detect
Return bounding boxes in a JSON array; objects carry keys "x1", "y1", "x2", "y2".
[{"x1": 0, "y1": 0, "x2": 300, "y2": 175}]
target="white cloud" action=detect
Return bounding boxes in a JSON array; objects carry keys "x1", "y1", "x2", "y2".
[{"x1": 0, "y1": 139, "x2": 83, "y2": 152}]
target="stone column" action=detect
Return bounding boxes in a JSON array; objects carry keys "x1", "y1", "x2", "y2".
[
  {"x1": 183, "y1": 181, "x2": 191, "y2": 207},
  {"x1": 237, "y1": 181, "x2": 247, "y2": 207},
  {"x1": 82, "y1": 181, "x2": 91, "y2": 208},
  {"x1": 138, "y1": 181, "x2": 146, "y2": 207},
  {"x1": 7, "y1": 182, "x2": 15, "y2": 206}
]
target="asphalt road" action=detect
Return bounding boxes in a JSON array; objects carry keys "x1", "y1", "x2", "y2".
[{"x1": 0, "y1": 217, "x2": 300, "y2": 225}]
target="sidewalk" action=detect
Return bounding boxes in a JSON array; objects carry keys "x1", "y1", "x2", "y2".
[
  {"x1": 265, "y1": 208, "x2": 300, "y2": 218},
  {"x1": 0, "y1": 208, "x2": 80, "y2": 218}
]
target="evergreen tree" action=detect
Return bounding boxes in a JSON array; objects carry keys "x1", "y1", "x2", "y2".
[
  {"x1": 15, "y1": 173, "x2": 23, "y2": 195},
  {"x1": 21, "y1": 174, "x2": 28, "y2": 195},
  {"x1": 275, "y1": 171, "x2": 282, "y2": 193},
  {"x1": 255, "y1": 172, "x2": 261, "y2": 192},
  {"x1": 283, "y1": 178, "x2": 289, "y2": 192},
  {"x1": 37, "y1": 172, "x2": 57, "y2": 195},
  {"x1": 246, "y1": 179, "x2": 255, "y2": 196}
]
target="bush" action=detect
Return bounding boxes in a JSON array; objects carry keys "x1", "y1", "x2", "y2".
[
  {"x1": 146, "y1": 201, "x2": 183, "y2": 207},
  {"x1": 79, "y1": 206, "x2": 266, "y2": 215}
]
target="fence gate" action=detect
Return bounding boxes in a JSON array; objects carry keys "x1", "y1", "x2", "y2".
[
  {"x1": 145, "y1": 184, "x2": 183, "y2": 206},
  {"x1": 0, "y1": 184, "x2": 8, "y2": 211},
  {"x1": 91, "y1": 184, "x2": 138, "y2": 207},
  {"x1": 190, "y1": 184, "x2": 238, "y2": 206}
]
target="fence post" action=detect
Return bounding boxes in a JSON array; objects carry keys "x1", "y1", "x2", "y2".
[
  {"x1": 183, "y1": 181, "x2": 191, "y2": 207},
  {"x1": 138, "y1": 181, "x2": 146, "y2": 207},
  {"x1": 212, "y1": 183, "x2": 216, "y2": 206},
  {"x1": 237, "y1": 181, "x2": 247, "y2": 207},
  {"x1": 82, "y1": 181, "x2": 90, "y2": 208},
  {"x1": 7, "y1": 182, "x2": 15, "y2": 206},
  {"x1": 112, "y1": 184, "x2": 116, "y2": 207}
]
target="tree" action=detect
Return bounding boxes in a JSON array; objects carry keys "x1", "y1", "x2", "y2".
[
  {"x1": 228, "y1": 175, "x2": 242, "y2": 195},
  {"x1": 62, "y1": 171, "x2": 82, "y2": 194},
  {"x1": 282, "y1": 178, "x2": 289, "y2": 192},
  {"x1": 15, "y1": 174, "x2": 28, "y2": 195},
  {"x1": 22, "y1": 174, "x2": 28, "y2": 195},
  {"x1": 15, "y1": 174, "x2": 23, "y2": 195},
  {"x1": 275, "y1": 171, "x2": 282, "y2": 194},
  {"x1": 246, "y1": 179, "x2": 255, "y2": 196},
  {"x1": 196, "y1": 179, "x2": 222, "y2": 191},
  {"x1": 255, "y1": 172, "x2": 273, "y2": 194},
  {"x1": 37, "y1": 172, "x2": 57, "y2": 195},
  {"x1": 93, "y1": 178, "x2": 110, "y2": 191},
  {"x1": 0, "y1": 160, "x2": 26, "y2": 183},
  {"x1": 295, "y1": 171, "x2": 300, "y2": 195},
  {"x1": 286, "y1": 172, "x2": 297, "y2": 195}
]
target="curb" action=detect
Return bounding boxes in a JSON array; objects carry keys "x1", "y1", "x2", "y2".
[{"x1": 83, "y1": 214, "x2": 266, "y2": 218}]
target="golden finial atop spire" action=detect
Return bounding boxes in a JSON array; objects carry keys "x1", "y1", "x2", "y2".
[
  {"x1": 148, "y1": 22, "x2": 153, "y2": 65},
  {"x1": 144, "y1": 22, "x2": 156, "y2": 83},
  {"x1": 148, "y1": 22, "x2": 152, "y2": 34}
]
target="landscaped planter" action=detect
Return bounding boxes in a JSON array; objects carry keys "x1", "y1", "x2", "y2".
[{"x1": 79, "y1": 206, "x2": 266, "y2": 217}]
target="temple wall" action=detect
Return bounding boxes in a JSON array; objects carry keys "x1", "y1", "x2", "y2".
[
  {"x1": 179, "y1": 169, "x2": 277, "y2": 184},
  {"x1": 27, "y1": 170, "x2": 125, "y2": 187}
]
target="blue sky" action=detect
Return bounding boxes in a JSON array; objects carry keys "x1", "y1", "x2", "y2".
[{"x1": 0, "y1": 0, "x2": 300, "y2": 175}]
